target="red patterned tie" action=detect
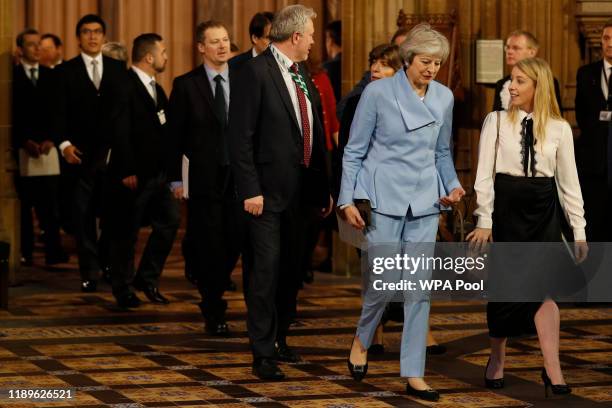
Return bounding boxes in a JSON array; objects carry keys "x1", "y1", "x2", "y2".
[{"x1": 290, "y1": 63, "x2": 311, "y2": 167}]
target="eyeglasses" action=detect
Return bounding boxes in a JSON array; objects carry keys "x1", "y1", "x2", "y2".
[{"x1": 80, "y1": 28, "x2": 104, "y2": 36}]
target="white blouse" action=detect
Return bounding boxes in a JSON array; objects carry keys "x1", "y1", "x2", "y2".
[{"x1": 473, "y1": 110, "x2": 586, "y2": 241}]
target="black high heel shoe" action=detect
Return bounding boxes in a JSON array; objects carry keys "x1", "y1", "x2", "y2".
[
  {"x1": 541, "y1": 368, "x2": 571, "y2": 398},
  {"x1": 347, "y1": 339, "x2": 368, "y2": 381},
  {"x1": 484, "y1": 357, "x2": 505, "y2": 389}
]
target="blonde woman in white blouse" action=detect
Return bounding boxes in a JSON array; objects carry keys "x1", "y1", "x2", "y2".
[{"x1": 467, "y1": 57, "x2": 588, "y2": 397}]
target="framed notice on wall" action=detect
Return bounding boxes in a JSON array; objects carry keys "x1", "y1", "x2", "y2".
[{"x1": 476, "y1": 39, "x2": 504, "y2": 84}]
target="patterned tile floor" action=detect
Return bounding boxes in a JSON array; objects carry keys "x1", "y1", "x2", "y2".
[{"x1": 1, "y1": 231, "x2": 611, "y2": 407}]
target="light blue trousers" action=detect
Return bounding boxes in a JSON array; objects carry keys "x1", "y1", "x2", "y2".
[{"x1": 356, "y1": 210, "x2": 439, "y2": 377}]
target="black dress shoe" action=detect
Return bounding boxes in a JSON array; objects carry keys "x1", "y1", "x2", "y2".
[
  {"x1": 252, "y1": 358, "x2": 285, "y2": 380},
  {"x1": 426, "y1": 344, "x2": 447, "y2": 355},
  {"x1": 406, "y1": 382, "x2": 440, "y2": 402},
  {"x1": 142, "y1": 286, "x2": 170, "y2": 304},
  {"x1": 205, "y1": 320, "x2": 230, "y2": 336},
  {"x1": 275, "y1": 342, "x2": 302, "y2": 363},
  {"x1": 81, "y1": 280, "x2": 97, "y2": 292},
  {"x1": 116, "y1": 292, "x2": 141, "y2": 308}
]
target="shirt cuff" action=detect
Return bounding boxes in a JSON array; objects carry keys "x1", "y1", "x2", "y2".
[
  {"x1": 170, "y1": 181, "x2": 183, "y2": 190},
  {"x1": 573, "y1": 228, "x2": 586, "y2": 241},
  {"x1": 476, "y1": 217, "x2": 493, "y2": 229},
  {"x1": 339, "y1": 203, "x2": 353, "y2": 210},
  {"x1": 59, "y1": 141, "x2": 72, "y2": 156}
]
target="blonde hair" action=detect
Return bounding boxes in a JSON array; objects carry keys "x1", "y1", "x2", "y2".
[{"x1": 507, "y1": 57, "x2": 562, "y2": 147}]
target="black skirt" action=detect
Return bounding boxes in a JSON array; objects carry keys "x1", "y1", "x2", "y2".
[{"x1": 487, "y1": 174, "x2": 562, "y2": 338}]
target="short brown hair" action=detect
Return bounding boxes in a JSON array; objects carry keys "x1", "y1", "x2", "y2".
[
  {"x1": 196, "y1": 20, "x2": 227, "y2": 43},
  {"x1": 368, "y1": 44, "x2": 403, "y2": 72},
  {"x1": 506, "y1": 30, "x2": 539, "y2": 50},
  {"x1": 603, "y1": 18, "x2": 612, "y2": 32}
]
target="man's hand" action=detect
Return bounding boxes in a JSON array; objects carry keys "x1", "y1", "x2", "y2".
[
  {"x1": 343, "y1": 205, "x2": 366, "y2": 230},
  {"x1": 122, "y1": 175, "x2": 138, "y2": 190},
  {"x1": 171, "y1": 185, "x2": 184, "y2": 200},
  {"x1": 63, "y1": 145, "x2": 82, "y2": 164},
  {"x1": 440, "y1": 187, "x2": 466, "y2": 207},
  {"x1": 24, "y1": 140, "x2": 40, "y2": 158},
  {"x1": 320, "y1": 195, "x2": 334, "y2": 218},
  {"x1": 244, "y1": 195, "x2": 264, "y2": 216},
  {"x1": 466, "y1": 227, "x2": 493, "y2": 252},
  {"x1": 39, "y1": 140, "x2": 55, "y2": 155}
]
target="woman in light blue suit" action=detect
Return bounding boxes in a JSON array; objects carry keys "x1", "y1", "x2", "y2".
[{"x1": 338, "y1": 23, "x2": 464, "y2": 402}]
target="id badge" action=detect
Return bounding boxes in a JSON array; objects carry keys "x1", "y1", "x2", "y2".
[
  {"x1": 157, "y1": 109, "x2": 167, "y2": 125},
  {"x1": 599, "y1": 110, "x2": 612, "y2": 121}
]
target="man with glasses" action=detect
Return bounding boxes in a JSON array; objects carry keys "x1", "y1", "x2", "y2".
[
  {"x1": 492, "y1": 30, "x2": 562, "y2": 111},
  {"x1": 53, "y1": 14, "x2": 128, "y2": 292}
]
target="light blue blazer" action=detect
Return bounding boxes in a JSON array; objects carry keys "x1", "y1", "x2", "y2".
[{"x1": 338, "y1": 69, "x2": 461, "y2": 218}]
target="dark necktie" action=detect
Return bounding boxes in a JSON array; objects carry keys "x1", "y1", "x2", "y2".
[
  {"x1": 213, "y1": 74, "x2": 229, "y2": 165},
  {"x1": 520, "y1": 116, "x2": 537, "y2": 177},
  {"x1": 289, "y1": 63, "x2": 311, "y2": 167},
  {"x1": 30, "y1": 67, "x2": 37, "y2": 86}
]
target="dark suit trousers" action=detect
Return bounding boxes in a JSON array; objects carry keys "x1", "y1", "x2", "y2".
[
  {"x1": 246, "y1": 193, "x2": 310, "y2": 359},
  {"x1": 72, "y1": 170, "x2": 107, "y2": 280},
  {"x1": 108, "y1": 174, "x2": 180, "y2": 298},
  {"x1": 185, "y1": 167, "x2": 245, "y2": 322},
  {"x1": 18, "y1": 175, "x2": 62, "y2": 259}
]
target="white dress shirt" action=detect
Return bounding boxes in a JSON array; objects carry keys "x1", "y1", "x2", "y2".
[
  {"x1": 473, "y1": 110, "x2": 586, "y2": 241},
  {"x1": 269, "y1": 44, "x2": 313, "y2": 149},
  {"x1": 131, "y1": 65, "x2": 157, "y2": 102},
  {"x1": 21, "y1": 60, "x2": 40, "y2": 82}
]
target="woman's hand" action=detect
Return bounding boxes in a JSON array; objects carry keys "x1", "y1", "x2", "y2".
[
  {"x1": 466, "y1": 227, "x2": 493, "y2": 252},
  {"x1": 343, "y1": 205, "x2": 366, "y2": 230},
  {"x1": 574, "y1": 240, "x2": 589, "y2": 264},
  {"x1": 440, "y1": 187, "x2": 466, "y2": 207}
]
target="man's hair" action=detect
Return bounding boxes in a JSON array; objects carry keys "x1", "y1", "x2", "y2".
[
  {"x1": 230, "y1": 42, "x2": 239, "y2": 52},
  {"x1": 603, "y1": 18, "x2": 612, "y2": 32},
  {"x1": 196, "y1": 20, "x2": 227, "y2": 43},
  {"x1": 16, "y1": 28, "x2": 39, "y2": 48},
  {"x1": 326, "y1": 20, "x2": 341, "y2": 47},
  {"x1": 41, "y1": 33, "x2": 62, "y2": 47},
  {"x1": 269, "y1": 5, "x2": 317, "y2": 42},
  {"x1": 76, "y1": 14, "x2": 106, "y2": 37},
  {"x1": 249, "y1": 12, "x2": 275, "y2": 41},
  {"x1": 132, "y1": 33, "x2": 163, "y2": 63},
  {"x1": 506, "y1": 30, "x2": 539, "y2": 49}
]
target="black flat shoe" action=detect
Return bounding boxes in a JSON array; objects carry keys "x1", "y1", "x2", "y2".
[
  {"x1": 253, "y1": 358, "x2": 285, "y2": 380},
  {"x1": 542, "y1": 368, "x2": 571, "y2": 397},
  {"x1": 426, "y1": 344, "x2": 447, "y2": 355},
  {"x1": 484, "y1": 357, "x2": 505, "y2": 389},
  {"x1": 275, "y1": 342, "x2": 302, "y2": 363},
  {"x1": 406, "y1": 382, "x2": 439, "y2": 402},
  {"x1": 347, "y1": 339, "x2": 368, "y2": 381},
  {"x1": 368, "y1": 344, "x2": 385, "y2": 355}
]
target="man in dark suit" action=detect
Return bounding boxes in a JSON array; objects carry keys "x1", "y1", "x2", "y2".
[
  {"x1": 575, "y1": 19, "x2": 612, "y2": 242},
  {"x1": 229, "y1": 4, "x2": 332, "y2": 380},
  {"x1": 229, "y1": 11, "x2": 274, "y2": 69},
  {"x1": 492, "y1": 30, "x2": 562, "y2": 111},
  {"x1": 168, "y1": 20, "x2": 244, "y2": 336},
  {"x1": 53, "y1": 14, "x2": 127, "y2": 292},
  {"x1": 107, "y1": 33, "x2": 180, "y2": 308},
  {"x1": 12, "y1": 28, "x2": 67, "y2": 267},
  {"x1": 40, "y1": 33, "x2": 63, "y2": 68}
]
